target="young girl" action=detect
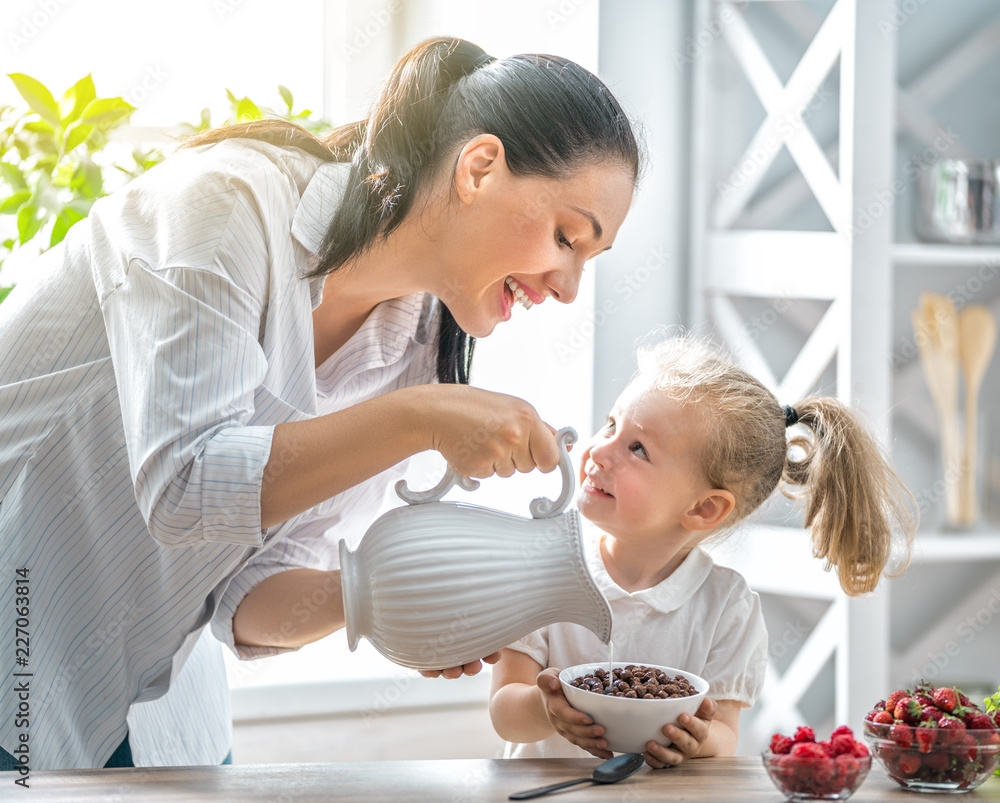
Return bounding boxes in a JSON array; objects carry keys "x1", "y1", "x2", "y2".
[{"x1": 489, "y1": 334, "x2": 915, "y2": 767}]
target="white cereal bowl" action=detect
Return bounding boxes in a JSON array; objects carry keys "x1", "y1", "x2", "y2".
[{"x1": 559, "y1": 662, "x2": 710, "y2": 755}]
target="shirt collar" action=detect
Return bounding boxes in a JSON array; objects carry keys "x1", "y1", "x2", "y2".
[
  {"x1": 585, "y1": 529, "x2": 716, "y2": 615},
  {"x1": 291, "y1": 160, "x2": 352, "y2": 256}
]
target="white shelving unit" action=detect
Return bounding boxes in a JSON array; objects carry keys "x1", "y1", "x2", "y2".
[{"x1": 689, "y1": 0, "x2": 1000, "y2": 748}]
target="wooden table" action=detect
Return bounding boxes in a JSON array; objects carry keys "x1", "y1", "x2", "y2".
[{"x1": 6, "y1": 756, "x2": 1000, "y2": 801}]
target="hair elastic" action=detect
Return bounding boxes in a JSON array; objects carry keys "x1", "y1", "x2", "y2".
[{"x1": 782, "y1": 405, "x2": 800, "y2": 428}]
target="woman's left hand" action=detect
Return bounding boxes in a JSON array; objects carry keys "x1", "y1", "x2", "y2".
[
  {"x1": 419, "y1": 652, "x2": 502, "y2": 679},
  {"x1": 644, "y1": 696, "x2": 718, "y2": 768}
]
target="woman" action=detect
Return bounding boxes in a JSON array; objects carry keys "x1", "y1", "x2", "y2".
[{"x1": 0, "y1": 37, "x2": 639, "y2": 770}]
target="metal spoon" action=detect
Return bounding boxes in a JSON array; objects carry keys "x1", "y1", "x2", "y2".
[{"x1": 508, "y1": 753, "x2": 645, "y2": 799}]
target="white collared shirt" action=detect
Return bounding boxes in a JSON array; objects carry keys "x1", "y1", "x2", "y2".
[
  {"x1": 502, "y1": 526, "x2": 768, "y2": 759},
  {"x1": 0, "y1": 138, "x2": 438, "y2": 768}
]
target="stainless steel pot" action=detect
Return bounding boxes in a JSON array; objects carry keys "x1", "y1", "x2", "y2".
[{"x1": 918, "y1": 158, "x2": 1000, "y2": 244}]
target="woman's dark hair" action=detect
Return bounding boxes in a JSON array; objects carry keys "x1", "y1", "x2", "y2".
[{"x1": 182, "y1": 37, "x2": 641, "y2": 384}]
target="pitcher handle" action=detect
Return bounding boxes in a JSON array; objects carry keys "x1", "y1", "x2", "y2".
[
  {"x1": 395, "y1": 466, "x2": 481, "y2": 505},
  {"x1": 529, "y1": 427, "x2": 577, "y2": 519},
  {"x1": 395, "y1": 426, "x2": 578, "y2": 514}
]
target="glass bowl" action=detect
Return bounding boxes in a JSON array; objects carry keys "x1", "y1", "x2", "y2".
[
  {"x1": 863, "y1": 721, "x2": 1000, "y2": 793},
  {"x1": 762, "y1": 749, "x2": 871, "y2": 801}
]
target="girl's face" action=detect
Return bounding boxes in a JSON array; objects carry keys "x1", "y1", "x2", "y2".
[
  {"x1": 576, "y1": 382, "x2": 716, "y2": 544},
  {"x1": 434, "y1": 155, "x2": 634, "y2": 338}
]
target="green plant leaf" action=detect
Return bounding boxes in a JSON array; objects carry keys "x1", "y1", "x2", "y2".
[
  {"x1": 0, "y1": 286, "x2": 12, "y2": 304},
  {"x1": 8, "y1": 73, "x2": 60, "y2": 127},
  {"x1": 0, "y1": 190, "x2": 30, "y2": 214},
  {"x1": 225, "y1": 88, "x2": 238, "y2": 105},
  {"x1": 0, "y1": 162, "x2": 27, "y2": 190},
  {"x1": 16, "y1": 203, "x2": 44, "y2": 243},
  {"x1": 63, "y1": 122, "x2": 93, "y2": 151},
  {"x1": 235, "y1": 97, "x2": 262, "y2": 122},
  {"x1": 69, "y1": 161, "x2": 102, "y2": 197},
  {"x1": 49, "y1": 206, "x2": 85, "y2": 247},
  {"x1": 60, "y1": 75, "x2": 96, "y2": 126},
  {"x1": 278, "y1": 85, "x2": 293, "y2": 112},
  {"x1": 23, "y1": 119, "x2": 55, "y2": 134},
  {"x1": 79, "y1": 97, "x2": 135, "y2": 129}
]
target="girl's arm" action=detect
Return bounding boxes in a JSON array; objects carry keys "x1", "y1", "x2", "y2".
[
  {"x1": 644, "y1": 698, "x2": 741, "y2": 768},
  {"x1": 489, "y1": 649, "x2": 610, "y2": 754}
]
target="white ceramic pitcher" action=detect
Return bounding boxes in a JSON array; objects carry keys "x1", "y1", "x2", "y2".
[{"x1": 339, "y1": 428, "x2": 612, "y2": 670}]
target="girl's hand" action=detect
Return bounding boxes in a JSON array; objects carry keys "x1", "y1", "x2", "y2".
[
  {"x1": 536, "y1": 668, "x2": 613, "y2": 759},
  {"x1": 423, "y1": 386, "x2": 559, "y2": 480},
  {"x1": 419, "y1": 652, "x2": 502, "y2": 679},
  {"x1": 644, "y1": 696, "x2": 718, "y2": 768}
]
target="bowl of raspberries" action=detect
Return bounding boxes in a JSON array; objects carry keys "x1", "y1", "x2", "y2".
[
  {"x1": 863, "y1": 682, "x2": 1000, "y2": 793},
  {"x1": 763, "y1": 725, "x2": 872, "y2": 800}
]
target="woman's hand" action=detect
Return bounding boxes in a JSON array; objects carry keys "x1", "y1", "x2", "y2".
[
  {"x1": 423, "y1": 386, "x2": 560, "y2": 480},
  {"x1": 536, "y1": 668, "x2": 613, "y2": 759},
  {"x1": 419, "y1": 652, "x2": 501, "y2": 679}
]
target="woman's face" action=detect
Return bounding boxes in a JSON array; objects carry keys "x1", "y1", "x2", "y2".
[{"x1": 434, "y1": 155, "x2": 634, "y2": 338}]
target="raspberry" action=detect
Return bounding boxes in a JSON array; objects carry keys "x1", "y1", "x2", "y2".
[
  {"x1": 851, "y1": 741, "x2": 869, "y2": 758},
  {"x1": 770, "y1": 734, "x2": 794, "y2": 754},
  {"x1": 791, "y1": 741, "x2": 828, "y2": 759},
  {"x1": 830, "y1": 725, "x2": 854, "y2": 740},
  {"x1": 831, "y1": 734, "x2": 856, "y2": 755},
  {"x1": 793, "y1": 726, "x2": 815, "y2": 743}
]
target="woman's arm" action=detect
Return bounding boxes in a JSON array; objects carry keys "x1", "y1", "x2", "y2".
[
  {"x1": 260, "y1": 384, "x2": 559, "y2": 529},
  {"x1": 232, "y1": 568, "x2": 343, "y2": 648}
]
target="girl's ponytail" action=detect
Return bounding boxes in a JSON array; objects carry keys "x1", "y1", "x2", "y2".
[{"x1": 781, "y1": 398, "x2": 916, "y2": 595}]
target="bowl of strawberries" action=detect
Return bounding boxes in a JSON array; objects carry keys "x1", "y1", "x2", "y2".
[
  {"x1": 763, "y1": 725, "x2": 872, "y2": 800},
  {"x1": 863, "y1": 682, "x2": 1000, "y2": 793}
]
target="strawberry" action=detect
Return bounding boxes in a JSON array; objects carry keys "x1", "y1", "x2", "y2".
[
  {"x1": 923, "y1": 750, "x2": 952, "y2": 772},
  {"x1": 885, "y1": 689, "x2": 909, "y2": 714},
  {"x1": 793, "y1": 726, "x2": 816, "y2": 743},
  {"x1": 894, "y1": 696, "x2": 923, "y2": 725},
  {"x1": 937, "y1": 714, "x2": 966, "y2": 744},
  {"x1": 871, "y1": 709, "x2": 894, "y2": 726},
  {"x1": 933, "y1": 686, "x2": 959, "y2": 713},
  {"x1": 890, "y1": 722, "x2": 914, "y2": 749},
  {"x1": 920, "y1": 705, "x2": 940, "y2": 723},
  {"x1": 967, "y1": 712, "x2": 996, "y2": 731},
  {"x1": 895, "y1": 752, "x2": 922, "y2": 776},
  {"x1": 915, "y1": 724, "x2": 937, "y2": 753},
  {"x1": 770, "y1": 734, "x2": 794, "y2": 754}
]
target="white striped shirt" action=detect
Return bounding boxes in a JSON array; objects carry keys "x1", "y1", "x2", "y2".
[{"x1": 0, "y1": 138, "x2": 439, "y2": 768}]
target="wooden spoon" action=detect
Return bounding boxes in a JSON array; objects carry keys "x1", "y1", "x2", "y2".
[
  {"x1": 913, "y1": 292, "x2": 961, "y2": 525},
  {"x1": 957, "y1": 304, "x2": 998, "y2": 525}
]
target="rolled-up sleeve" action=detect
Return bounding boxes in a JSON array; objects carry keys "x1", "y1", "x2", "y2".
[{"x1": 101, "y1": 258, "x2": 274, "y2": 547}]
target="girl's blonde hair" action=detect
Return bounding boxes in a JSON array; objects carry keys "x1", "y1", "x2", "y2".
[{"x1": 634, "y1": 335, "x2": 915, "y2": 596}]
